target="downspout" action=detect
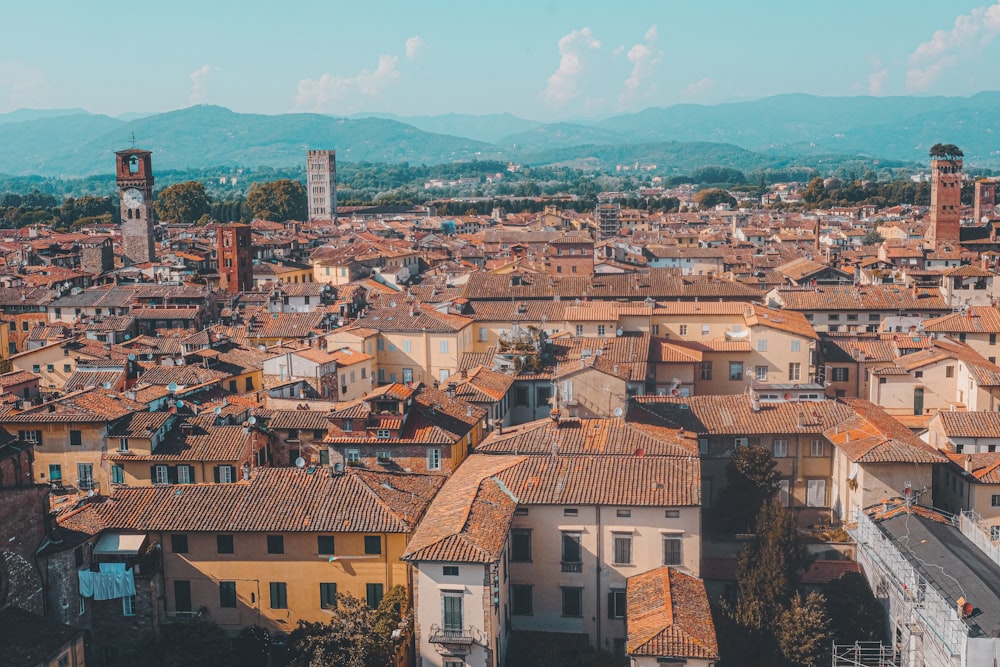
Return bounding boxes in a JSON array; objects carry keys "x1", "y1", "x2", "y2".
[{"x1": 595, "y1": 505, "x2": 602, "y2": 649}]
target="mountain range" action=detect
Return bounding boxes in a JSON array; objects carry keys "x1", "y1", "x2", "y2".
[{"x1": 3, "y1": 93, "x2": 1000, "y2": 178}]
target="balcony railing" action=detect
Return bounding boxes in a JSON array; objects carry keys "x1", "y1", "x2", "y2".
[
  {"x1": 561, "y1": 561, "x2": 583, "y2": 573},
  {"x1": 428, "y1": 626, "x2": 473, "y2": 646},
  {"x1": 77, "y1": 478, "x2": 96, "y2": 491}
]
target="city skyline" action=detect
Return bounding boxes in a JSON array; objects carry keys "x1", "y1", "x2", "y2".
[{"x1": 3, "y1": 1, "x2": 1000, "y2": 120}]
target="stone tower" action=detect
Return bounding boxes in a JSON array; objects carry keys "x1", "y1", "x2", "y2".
[
  {"x1": 926, "y1": 157, "x2": 962, "y2": 245},
  {"x1": 115, "y1": 149, "x2": 156, "y2": 264},
  {"x1": 975, "y1": 179, "x2": 997, "y2": 223},
  {"x1": 306, "y1": 150, "x2": 337, "y2": 222}
]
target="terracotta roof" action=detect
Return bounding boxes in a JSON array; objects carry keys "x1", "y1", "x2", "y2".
[
  {"x1": 824, "y1": 399, "x2": 946, "y2": 464},
  {"x1": 777, "y1": 285, "x2": 948, "y2": 312},
  {"x1": 477, "y1": 417, "x2": 698, "y2": 458},
  {"x1": 626, "y1": 566, "x2": 719, "y2": 660},
  {"x1": 922, "y1": 307, "x2": 1000, "y2": 334},
  {"x1": 266, "y1": 410, "x2": 332, "y2": 431},
  {"x1": 108, "y1": 424, "x2": 257, "y2": 462},
  {"x1": 942, "y1": 451, "x2": 1000, "y2": 483},
  {"x1": 0, "y1": 388, "x2": 143, "y2": 423},
  {"x1": 106, "y1": 411, "x2": 173, "y2": 438},
  {"x1": 932, "y1": 410, "x2": 1000, "y2": 439},
  {"x1": 72, "y1": 467, "x2": 444, "y2": 533},
  {"x1": 632, "y1": 395, "x2": 854, "y2": 435}
]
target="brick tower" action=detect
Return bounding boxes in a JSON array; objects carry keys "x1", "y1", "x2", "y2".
[
  {"x1": 217, "y1": 224, "x2": 253, "y2": 294},
  {"x1": 975, "y1": 179, "x2": 997, "y2": 223},
  {"x1": 926, "y1": 157, "x2": 962, "y2": 245}
]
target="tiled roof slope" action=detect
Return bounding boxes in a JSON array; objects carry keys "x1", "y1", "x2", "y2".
[
  {"x1": 71, "y1": 467, "x2": 443, "y2": 533},
  {"x1": 824, "y1": 399, "x2": 946, "y2": 464},
  {"x1": 626, "y1": 566, "x2": 719, "y2": 660},
  {"x1": 0, "y1": 388, "x2": 144, "y2": 423},
  {"x1": 631, "y1": 395, "x2": 854, "y2": 435},
  {"x1": 476, "y1": 417, "x2": 698, "y2": 458}
]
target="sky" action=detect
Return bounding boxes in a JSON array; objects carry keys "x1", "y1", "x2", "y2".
[{"x1": 3, "y1": 1, "x2": 1000, "y2": 120}]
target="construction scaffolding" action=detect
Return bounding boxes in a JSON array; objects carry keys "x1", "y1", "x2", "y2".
[
  {"x1": 831, "y1": 641, "x2": 898, "y2": 667},
  {"x1": 848, "y1": 509, "x2": 968, "y2": 667}
]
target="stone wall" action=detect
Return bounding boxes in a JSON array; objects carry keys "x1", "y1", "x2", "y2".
[{"x1": 0, "y1": 485, "x2": 49, "y2": 613}]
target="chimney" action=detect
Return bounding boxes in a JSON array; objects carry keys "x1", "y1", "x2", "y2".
[
  {"x1": 964, "y1": 455, "x2": 974, "y2": 474},
  {"x1": 797, "y1": 411, "x2": 805, "y2": 428}
]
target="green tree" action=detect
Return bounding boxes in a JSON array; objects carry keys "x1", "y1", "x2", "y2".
[
  {"x1": 929, "y1": 143, "x2": 963, "y2": 160},
  {"x1": 801, "y1": 177, "x2": 827, "y2": 205},
  {"x1": 234, "y1": 625, "x2": 270, "y2": 667},
  {"x1": 715, "y1": 445, "x2": 780, "y2": 533},
  {"x1": 825, "y1": 571, "x2": 885, "y2": 643},
  {"x1": 135, "y1": 619, "x2": 234, "y2": 667},
  {"x1": 246, "y1": 179, "x2": 307, "y2": 222},
  {"x1": 154, "y1": 181, "x2": 211, "y2": 224},
  {"x1": 695, "y1": 188, "x2": 737, "y2": 209},
  {"x1": 286, "y1": 585, "x2": 407, "y2": 667},
  {"x1": 861, "y1": 229, "x2": 884, "y2": 246},
  {"x1": 776, "y1": 592, "x2": 832, "y2": 667}
]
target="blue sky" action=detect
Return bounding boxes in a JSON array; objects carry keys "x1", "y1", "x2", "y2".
[{"x1": 3, "y1": 1, "x2": 1000, "y2": 119}]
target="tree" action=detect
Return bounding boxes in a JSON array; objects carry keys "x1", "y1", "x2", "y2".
[
  {"x1": 776, "y1": 592, "x2": 832, "y2": 667},
  {"x1": 234, "y1": 625, "x2": 270, "y2": 667},
  {"x1": 246, "y1": 179, "x2": 307, "y2": 222},
  {"x1": 154, "y1": 181, "x2": 211, "y2": 224},
  {"x1": 801, "y1": 177, "x2": 827, "y2": 205},
  {"x1": 824, "y1": 571, "x2": 885, "y2": 643},
  {"x1": 861, "y1": 229, "x2": 884, "y2": 246},
  {"x1": 286, "y1": 586, "x2": 407, "y2": 667},
  {"x1": 929, "y1": 143, "x2": 963, "y2": 160},
  {"x1": 715, "y1": 445, "x2": 780, "y2": 533},
  {"x1": 135, "y1": 619, "x2": 234, "y2": 667},
  {"x1": 695, "y1": 188, "x2": 737, "y2": 210}
]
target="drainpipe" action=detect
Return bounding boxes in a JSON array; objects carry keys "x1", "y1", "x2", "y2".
[{"x1": 595, "y1": 505, "x2": 602, "y2": 649}]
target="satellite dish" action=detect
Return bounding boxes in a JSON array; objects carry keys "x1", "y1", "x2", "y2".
[
  {"x1": 214, "y1": 406, "x2": 222, "y2": 415},
  {"x1": 128, "y1": 353, "x2": 136, "y2": 361},
  {"x1": 616, "y1": 328, "x2": 623, "y2": 337},
  {"x1": 613, "y1": 407, "x2": 623, "y2": 418},
  {"x1": 87, "y1": 489, "x2": 95, "y2": 497},
  {"x1": 295, "y1": 457, "x2": 306, "y2": 468},
  {"x1": 124, "y1": 334, "x2": 130, "y2": 340},
  {"x1": 247, "y1": 416, "x2": 257, "y2": 425},
  {"x1": 334, "y1": 462, "x2": 344, "y2": 473},
  {"x1": 176, "y1": 400, "x2": 184, "y2": 408},
  {"x1": 102, "y1": 382, "x2": 111, "y2": 390},
  {"x1": 167, "y1": 382, "x2": 178, "y2": 393}
]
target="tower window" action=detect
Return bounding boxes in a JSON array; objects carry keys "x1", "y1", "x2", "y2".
[{"x1": 129, "y1": 155, "x2": 139, "y2": 173}]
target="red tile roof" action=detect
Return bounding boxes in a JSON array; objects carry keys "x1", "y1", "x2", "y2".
[{"x1": 626, "y1": 566, "x2": 718, "y2": 660}]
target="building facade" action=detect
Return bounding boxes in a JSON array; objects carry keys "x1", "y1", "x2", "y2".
[{"x1": 307, "y1": 149, "x2": 337, "y2": 222}]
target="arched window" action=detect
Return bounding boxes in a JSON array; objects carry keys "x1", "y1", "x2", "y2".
[{"x1": 129, "y1": 156, "x2": 140, "y2": 173}]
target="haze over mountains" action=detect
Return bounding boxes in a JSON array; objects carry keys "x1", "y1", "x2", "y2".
[{"x1": 4, "y1": 93, "x2": 1000, "y2": 177}]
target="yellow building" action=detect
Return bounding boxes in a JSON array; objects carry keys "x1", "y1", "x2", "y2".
[
  {"x1": 78, "y1": 467, "x2": 444, "y2": 633},
  {"x1": 0, "y1": 387, "x2": 145, "y2": 493},
  {"x1": 9, "y1": 340, "x2": 105, "y2": 390}
]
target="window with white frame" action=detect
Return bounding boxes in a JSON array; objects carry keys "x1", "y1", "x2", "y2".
[
  {"x1": 791, "y1": 339, "x2": 801, "y2": 352},
  {"x1": 806, "y1": 479, "x2": 826, "y2": 507},
  {"x1": 755, "y1": 365, "x2": 768, "y2": 381},
  {"x1": 608, "y1": 588, "x2": 627, "y2": 618},
  {"x1": 403, "y1": 339, "x2": 412, "y2": 353},
  {"x1": 810, "y1": 439, "x2": 825, "y2": 457},
  {"x1": 346, "y1": 449, "x2": 360, "y2": 464},
  {"x1": 679, "y1": 325, "x2": 688, "y2": 336},
  {"x1": 701, "y1": 324, "x2": 710, "y2": 336},
  {"x1": 122, "y1": 595, "x2": 136, "y2": 616},
  {"x1": 478, "y1": 328, "x2": 487, "y2": 342},
  {"x1": 788, "y1": 362, "x2": 801, "y2": 382},
  {"x1": 118, "y1": 437, "x2": 129, "y2": 452},
  {"x1": 427, "y1": 448, "x2": 441, "y2": 471},
  {"x1": 377, "y1": 429, "x2": 391, "y2": 439},
  {"x1": 153, "y1": 465, "x2": 169, "y2": 485},
  {"x1": 772, "y1": 439, "x2": 787, "y2": 458},
  {"x1": 612, "y1": 534, "x2": 632, "y2": 565},
  {"x1": 575, "y1": 325, "x2": 584, "y2": 336},
  {"x1": 757, "y1": 339, "x2": 768, "y2": 352},
  {"x1": 439, "y1": 340, "x2": 449, "y2": 353},
  {"x1": 598, "y1": 325, "x2": 606, "y2": 336}
]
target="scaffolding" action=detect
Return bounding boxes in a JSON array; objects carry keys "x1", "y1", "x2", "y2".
[
  {"x1": 848, "y1": 508, "x2": 968, "y2": 667},
  {"x1": 831, "y1": 641, "x2": 898, "y2": 667}
]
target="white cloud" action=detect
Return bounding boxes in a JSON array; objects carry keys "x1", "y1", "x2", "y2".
[
  {"x1": 0, "y1": 61, "x2": 51, "y2": 111},
  {"x1": 540, "y1": 27, "x2": 601, "y2": 107},
  {"x1": 620, "y1": 25, "x2": 661, "y2": 106},
  {"x1": 680, "y1": 77, "x2": 715, "y2": 101},
  {"x1": 295, "y1": 54, "x2": 401, "y2": 113},
  {"x1": 868, "y1": 68, "x2": 889, "y2": 96},
  {"x1": 405, "y1": 35, "x2": 425, "y2": 60},
  {"x1": 189, "y1": 64, "x2": 212, "y2": 105},
  {"x1": 907, "y1": 1, "x2": 1000, "y2": 91}
]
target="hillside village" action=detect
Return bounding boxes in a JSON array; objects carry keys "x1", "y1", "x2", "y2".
[{"x1": 5, "y1": 148, "x2": 1000, "y2": 667}]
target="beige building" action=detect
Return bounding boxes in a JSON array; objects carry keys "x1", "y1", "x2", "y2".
[{"x1": 9, "y1": 340, "x2": 104, "y2": 390}]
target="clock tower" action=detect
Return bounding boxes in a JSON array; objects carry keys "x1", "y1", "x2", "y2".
[{"x1": 115, "y1": 148, "x2": 156, "y2": 264}]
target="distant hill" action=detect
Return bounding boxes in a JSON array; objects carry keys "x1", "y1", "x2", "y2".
[{"x1": 4, "y1": 94, "x2": 1000, "y2": 177}]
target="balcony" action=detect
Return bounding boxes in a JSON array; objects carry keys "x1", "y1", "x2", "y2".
[
  {"x1": 77, "y1": 478, "x2": 97, "y2": 492},
  {"x1": 428, "y1": 625, "x2": 474, "y2": 649},
  {"x1": 561, "y1": 561, "x2": 583, "y2": 573}
]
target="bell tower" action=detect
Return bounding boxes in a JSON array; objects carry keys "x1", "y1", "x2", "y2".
[
  {"x1": 115, "y1": 147, "x2": 156, "y2": 264},
  {"x1": 926, "y1": 156, "x2": 962, "y2": 246}
]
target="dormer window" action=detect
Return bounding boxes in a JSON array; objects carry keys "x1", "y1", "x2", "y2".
[
  {"x1": 343, "y1": 420, "x2": 353, "y2": 432},
  {"x1": 377, "y1": 429, "x2": 391, "y2": 439}
]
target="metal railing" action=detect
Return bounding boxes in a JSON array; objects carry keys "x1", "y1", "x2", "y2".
[{"x1": 561, "y1": 561, "x2": 583, "y2": 573}]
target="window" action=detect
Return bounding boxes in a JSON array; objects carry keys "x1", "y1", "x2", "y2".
[
  {"x1": 117, "y1": 437, "x2": 128, "y2": 452},
  {"x1": 111, "y1": 465, "x2": 124, "y2": 485},
  {"x1": 269, "y1": 582, "x2": 288, "y2": 609},
  {"x1": 442, "y1": 592, "x2": 463, "y2": 630},
  {"x1": 652, "y1": 325, "x2": 660, "y2": 335},
  {"x1": 376, "y1": 429, "x2": 391, "y2": 439},
  {"x1": 679, "y1": 325, "x2": 688, "y2": 336},
  {"x1": 992, "y1": 526, "x2": 1000, "y2": 542},
  {"x1": 613, "y1": 534, "x2": 632, "y2": 565},
  {"x1": 48, "y1": 464, "x2": 62, "y2": 481},
  {"x1": 174, "y1": 580, "x2": 191, "y2": 612},
  {"x1": 318, "y1": 536, "x2": 335, "y2": 555},
  {"x1": 869, "y1": 313, "x2": 880, "y2": 322},
  {"x1": 791, "y1": 340, "x2": 801, "y2": 352},
  {"x1": 755, "y1": 365, "x2": 768, "y2": 381},
  {"x1": 575, "y1": 325, "x2": 584, "y2": 336},
  {"x1": 511, "y1": 585, "x2": 533, "y2": 615},
  {"x1": 478, "y1": 328, "x2": 488, "y2": 342},
  {"x1": 810, "y1": 439, "x2": 825, "y2": 457},
  {"x1": 757, "y1": 339, "x2": 768, "y2": 352},
  {"x1": 946, "y1": 365, "x2": 955, "y2": 378},
  {"x1": 267, "y1": 535, "x2": 284, "y2": 554},
  {"x1": 402, "y1": 339, "x2": 412, "y2": 353},
  {"x1": 153, "y1": 465, "x2": 169, "y2": 485},
  {"x1": 47, "y1": 364, "x2": 54, "y2": 372},
  {"x1": 992, "y1": 334, "x2": 997, "y2": 346},
  {"x1": 832, "y1": 367, "x2": 849, "y2": 382},
  {"x1": 806, "y1": 479, "x2": 827, "y2": 507},
  {"x1": 735, "y1": 437, "x2": 749, "y2": 447},
  {"x1": 701, "y1": 324, "x2": 710, "y2": 336},
  {"x1": 665, "y1": 509, "x2": 680, "y2": 518},
  {"x1": 773, "y1": 439, "x2": 787, "y2": 458},
  {"x1": 662, "y1": 537, "x2": 682, "y2": 566},
  {"x1": 220, "y1": 581, "x2": 237, "y2": 608},
  {"x1": 561, "y1": 532, "x2": 582, "y2": 570},
  {"x1": 514, "y1": 507, "x2": 528, "y2": 516},
  {"x1": 70, "y1": 430, "x2": 82, "y2": 446},
  {"x1": 700, "y1": 361, "x2": 713, "y2": 380},
  {"x1": 992, "y1": 494, "x2": 1000, "y2": 507},
  {"x1": 427, "y1": 448, "x2": 441, "y2": 471},
  {"x1": 32, "y1": 364, "x2": 40, "y2": 373},
  {"x1": 320, "y1": 582, "x2": 337, "y2": 609},
  {"x1": 561, "y1": 587, "x2": 583, "y2": 617},
  {"x1": 170, "y1": 534, "x2": 188, "y2": 554},
  {"x1": 608, "y1": 588, "x2": 627, "y2": 618},
  {"x1": 443, "y1": 566, "x2": 459, "y2": 576},
  {"x1": 63, "y1": 363, "x2": 71, "y2": 373},
  {"x1": 177, "y1": 465, "x2": 193, "y2": 484},
  {"x1": 778, "y1": 479, "x2": 790, "y2": 506},
  {"x1": 598, "y1": 325, "x2": 606, "y2": 337},
  {"x1": 122, "y1": 595, "x2": 136, "y2": 616},
  {"x1": 729, "y1": 362, "x2": 743, "y2": 381},
  {"x1": 511, "y1": 530, "x2": 532, "y2": 562},
  {"x1": 788, "y1": 362, "x2": 801, "y2": 382},
  {"x1": 364, "y1": 535, "x2": 382, "y2": 555},
  {"x1": 616, "y1": 509, "x2": 631, "y2": 518},
  {"x1": 439, "y1": 340, "x2": 449, "y2": 353},
  {"x1": 214, "y1": 465, "x2": 235, "y2": 483},
  {"x1": 698, "y1": 438, "x2": 709, "y2": 455},
  {"x1": 366, "y1": 583, "x2": 384, "y2": 609},
  {"x1": 20, "y1": 430, "x2": 42, "y2": 445},
  {"x1": 217, "y1": 534, "x2": 234, "y2": 554}
]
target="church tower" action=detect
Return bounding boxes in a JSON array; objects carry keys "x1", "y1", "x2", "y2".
[
  {"x1": 115, "y1": 148, "x2": 156, "y2": 264},
  {"x1": 926, "y1": 156, "x2": 962, "y2": 245}
]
